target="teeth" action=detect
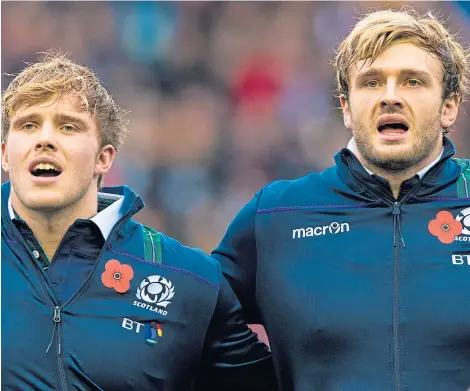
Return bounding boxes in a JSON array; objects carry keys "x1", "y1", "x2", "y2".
[{"x1": 33, "y1": 163, "x2": 59, "y2": 171}]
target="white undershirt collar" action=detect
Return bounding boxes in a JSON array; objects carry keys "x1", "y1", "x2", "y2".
[{"x1": 8, "y1": 193, "x2": 124, "y2": 241}]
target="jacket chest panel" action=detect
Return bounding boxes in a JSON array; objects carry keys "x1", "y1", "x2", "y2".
[
  {"x1": 398, "y1": 202, "x2": 470, "y2": 327},
  {"x1": 62, "y1": 256, "x2": 216, "y2": 389},
  {"x1": 2, "y1": 243, "x2": 217, "y2": 390},
  {"x1": 255, "y1": 208, "x2": 395, "y2": 342}
]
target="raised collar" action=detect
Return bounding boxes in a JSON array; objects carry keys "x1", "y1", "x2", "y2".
[
  {"x1": 335, "y1": 137, "x2": 460, "y2": 202},
  {"x1": 346, "y1": 138, "x2": 444, "y2": 179},
  {"x1": 2, "y1": 182, "x2": 144, "y2": 241}
]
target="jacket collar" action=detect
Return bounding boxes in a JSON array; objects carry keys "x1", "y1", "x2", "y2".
[
  {"x1": 1, "y1": 182, "x2": 144, "y2": 238},
  {"x1": 346, "y1": 138, "x2": 444, "y2": 179},
  {"x1": 335, "y1": 137, "x2": 460, "y2": 202}
]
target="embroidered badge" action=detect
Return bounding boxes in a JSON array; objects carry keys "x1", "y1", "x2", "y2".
[
  {"x1": 101, "y1": 259, "x2": 134, "y2": 293},
  {"x1": 428, "y1": 211, "x2": 463, "y2": 244}
]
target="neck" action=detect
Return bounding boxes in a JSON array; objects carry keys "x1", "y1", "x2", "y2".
[
  {"x1": 367, "y1": 167, "x2": 417, "y2": 199},
  {"x1": 357, "y1": 144, "x2": 443, "y2": 199},
  {"x1": 11, "y1": 190, "x2": 98, "y2": 261}
]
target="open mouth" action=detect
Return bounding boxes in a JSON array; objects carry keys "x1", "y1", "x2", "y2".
[
  {"x1": 377, "y1": 122, "x2": 409, "y2": 134},
  {"x1": 31, "y1": 163, "x2": 62, "y2": 178}
]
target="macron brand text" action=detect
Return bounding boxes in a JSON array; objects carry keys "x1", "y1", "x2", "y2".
[{"x1": 292, "y1": 222, "x2": 350, "y2": 239}]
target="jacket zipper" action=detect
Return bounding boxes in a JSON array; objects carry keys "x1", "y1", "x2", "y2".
[
  {"x1": 53, "y1": 306, "x2": 68, "y2": 390},
  {"x1": 392, "y1": 202, "x2": 402, "y2": 391}
]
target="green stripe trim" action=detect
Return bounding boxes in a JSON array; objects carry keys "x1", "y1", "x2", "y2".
[
  {"x1": 143, "y1": 225, "x2": 163, "y2": 264},
  {"x1": 453, "y1": 158, "x2": 470, "y2": 198}
]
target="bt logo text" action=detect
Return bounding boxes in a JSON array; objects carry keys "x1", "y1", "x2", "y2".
[
  {"x1": 122, "y1": 318, "x2": 145, "y2": 333},
  {"x1": 292, "y1": 222, "x2": 349, "y2": 239},
  {"x1": 452, "y1": 255, "x2": 470, "y2": 265}
]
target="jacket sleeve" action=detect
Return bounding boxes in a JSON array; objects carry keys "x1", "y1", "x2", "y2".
[
  {"x1": 193, "y1": 274, "x2": 278, "y2": 391},
  {"x1": 211, "y1": 193, "x2": 261, "y2": 323}
]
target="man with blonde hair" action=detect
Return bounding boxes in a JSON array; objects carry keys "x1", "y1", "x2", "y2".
[
  {"x1": 1, "y1": 52, "x2": 279, "y2": 391},
  {"x1": 213, "y1": 8, "x2": 470, "y2": 390}
]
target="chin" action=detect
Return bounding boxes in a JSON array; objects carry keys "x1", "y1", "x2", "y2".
[
  {"x1": 374, "y1": 143, "x2": 415, "y2": 158},
  {"x1": 370, "y1": 151, "x2": 422, "y2": 171},
  {"x1": 22, "y1": 191, "x2": 68, "y2": 212}
]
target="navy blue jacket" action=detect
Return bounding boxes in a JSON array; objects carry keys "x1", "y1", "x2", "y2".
[
  {"x1": 213, "y1": 138, "x2": 470, "y2": 391},
  {"x1": 1, "y1": 182, "x2": 277, "y2": 391}
]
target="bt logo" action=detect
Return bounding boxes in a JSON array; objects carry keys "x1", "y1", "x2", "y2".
[
  {"x1": 451, "y1": 254, "x2": 470, "y2": 265},
  {"x1": 122, "y1": 318, "x2": 163, "y2": 344}
]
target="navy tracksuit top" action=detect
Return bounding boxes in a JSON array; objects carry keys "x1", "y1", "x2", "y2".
[
  {"x1": 213, "y1": 137, "x2": 470, "y2": 391},
  {"x1": 1, "y1": 183, "x2": 277, "y2": 391}
]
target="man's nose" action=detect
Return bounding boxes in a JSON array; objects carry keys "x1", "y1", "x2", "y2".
[
  {"x1": 35, "y1": 123, "x2": 57, "y2": 151},
  {"x1": 379, "y1": 81, "x2": 404, "y2": 110}
]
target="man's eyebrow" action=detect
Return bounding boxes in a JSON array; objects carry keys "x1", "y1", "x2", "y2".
[
  {"x1": 53, "y1": 113, "x2": 88, "y2": 127},
  {"x1": 10, "y1": 113, "x2": 41, "y2": 129},
  {"x1": 10, "y1": 113, "x2": 90, "y2": 129},
  {"x1": 399, "y1": 69, "x2": 434, "y2": 82},
  {"x1": 356, "y1": 68, "x2": 384, "y2": 81},
  {"x1": 356, "y1": 68, "x2": 434, "y2": 82}
]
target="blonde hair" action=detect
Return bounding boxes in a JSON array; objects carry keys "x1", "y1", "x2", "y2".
[
  {"x1": 334, "y1": 8, "x2": 470, "y2": 102},
  {"x1": 1, "y1": 50, "x2": 128, "y2": 188}
]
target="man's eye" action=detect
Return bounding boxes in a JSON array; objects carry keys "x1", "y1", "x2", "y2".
[
  {"x1": 364, "y1": 80, "x2": 380, "y2": 88},
  {"x1": 61, "y1": 124, "x2": 76, "y2": 132},
  {"x1": 21, "y1": 123, "x2": 36, "y2": 130},
  {"x1": 407, "y1": 79, "x2": 421, "y2": 87}
]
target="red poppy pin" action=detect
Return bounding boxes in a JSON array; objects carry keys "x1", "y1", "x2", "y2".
[
  {"x1": 101, "y1": 259, "x2": 134, "y2": 294},
  {"x1": 428, "y1": 211, "x2": 462, "y2": 244}
]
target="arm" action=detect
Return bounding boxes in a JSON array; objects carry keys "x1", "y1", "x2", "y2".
[
  {"x1": 193, "y1": 274, "x2": 279, "y2": 391},
  {"x1": 211, "y1": 193, "x2": 261, "y2": 323}
]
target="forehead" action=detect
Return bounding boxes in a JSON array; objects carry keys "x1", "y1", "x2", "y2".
[
  {"x1": 350, "y1": 42, "x2": 444, "y2": 81},
  {"x1": 11, "y1": 93, "x2": 95, "y2": 123}
]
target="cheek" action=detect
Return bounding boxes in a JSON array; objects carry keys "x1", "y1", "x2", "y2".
[
  {"x1": 5, "y1": 142, "x2": 29, "y2": 170},
  {"x1": 67, "y1": 145, "x2": 98, "y2": 173},
  {"x1": 349, "y1": 95, "x2": 374, "y2": 117}
]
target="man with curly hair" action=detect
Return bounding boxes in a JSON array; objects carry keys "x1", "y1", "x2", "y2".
[{"x1": 213, "y1": 8, "x2": 470, "y2": 391}]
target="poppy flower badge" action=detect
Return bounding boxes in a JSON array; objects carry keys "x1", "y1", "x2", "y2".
[
  {"x1": 428, "y1": 211, "x2": 462, "y2": 244},
  {"x1": 101, "y1": 259, "x2": 134, "y2": 294}
]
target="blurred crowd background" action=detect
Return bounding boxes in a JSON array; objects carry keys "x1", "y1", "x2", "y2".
[{"x1": 2, "y1": 1, "x2": 470, "y2": 253}]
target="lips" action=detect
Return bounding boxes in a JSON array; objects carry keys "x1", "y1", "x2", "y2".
[{"x1": 28, "y1": 157, "x2": 63, "y2": 178}]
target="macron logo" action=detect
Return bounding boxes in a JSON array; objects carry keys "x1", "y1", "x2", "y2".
[{"x1": 292, "y1": 222, "x2": 350, "y2": 239}]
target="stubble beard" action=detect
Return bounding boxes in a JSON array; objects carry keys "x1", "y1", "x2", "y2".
[{"x1": 351, "y1": 116, "x2": 443, "y2": 173}]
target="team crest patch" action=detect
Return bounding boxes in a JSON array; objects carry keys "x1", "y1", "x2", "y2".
[
  {"x1": 455, "y1": 207, "x2": 470, "y2": 237},
  {"x1": 133, "y1": 275, "x2": 175, "y2": 315}
]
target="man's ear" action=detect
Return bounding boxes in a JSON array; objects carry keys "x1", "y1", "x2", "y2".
[
  {"x1": 340, "y1": 96, "x2": 352, "y2": 130},
  {"x1": 2, "y1": 143, "x2": 9, "y2": 172},
  {"x1": 441, "y1": 94, "x2": 459, "y2": 129},
  {"x1": 95, "y1": 144, "x2": 116, "y2": 176}
]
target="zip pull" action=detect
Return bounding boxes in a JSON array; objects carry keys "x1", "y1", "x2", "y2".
[
  {"x1": 392, "y1": 203, "x2": 406, "y2": 248},
  {"x1": 46, "y1": 306, "x2": 62, "y2": 354},
  {"x1": 392, "y1": 202, "x2": 400, "y2": 216},
  {"x1": 53, "y1": 306, "x2": 61, "y2": 323}
]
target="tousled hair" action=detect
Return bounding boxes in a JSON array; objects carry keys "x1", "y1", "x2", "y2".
[
  {"x1": 333, "y1": 8, "x2": 470, "y2": 103},
  {"x1": 1, "y1": 50, "x2": 129, "y2": 188}
]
